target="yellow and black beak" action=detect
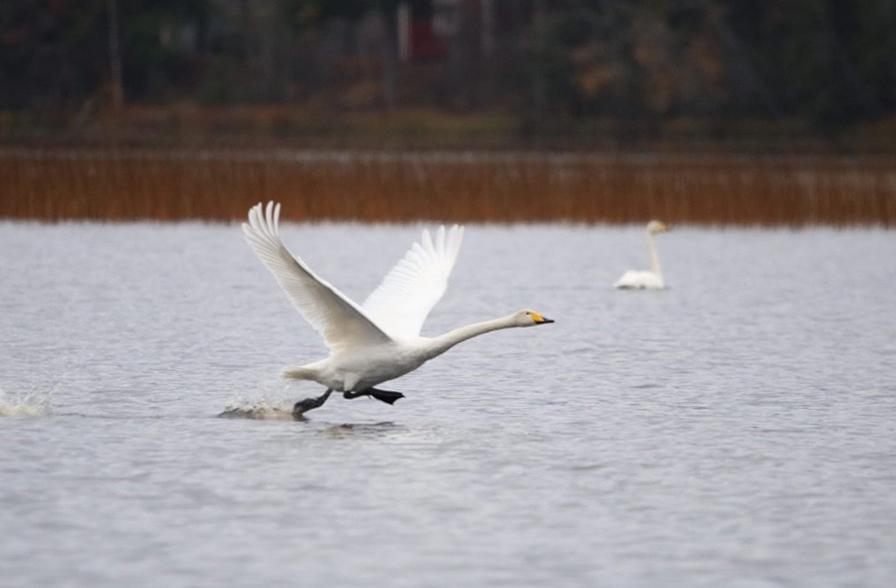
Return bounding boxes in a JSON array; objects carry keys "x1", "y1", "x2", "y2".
[{"x1": 531, "y1": 312, "x2": 555, "y2": 324}]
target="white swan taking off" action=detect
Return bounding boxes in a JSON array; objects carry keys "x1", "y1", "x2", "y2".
[
  {"x1": 242, "y1": 202, "x2": 554, "y2": 417},
  {"x1": 614, "y1": 220, "x2": 669, "y2": 290}
]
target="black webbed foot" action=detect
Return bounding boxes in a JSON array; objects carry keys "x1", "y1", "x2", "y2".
[
  {"x1": 293, "y1": 389, "x2": 333, "y2": 418},
  {"x1": 343, "y1": 388, "x2": 405, "y2": 405},
  {"x1": 368, "y1": 389, "x2": 404, "y2": 404}
]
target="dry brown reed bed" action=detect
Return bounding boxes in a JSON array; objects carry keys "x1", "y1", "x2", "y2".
[{"x1": 1, "y1": 148, "x2": 894, "y2": 225}]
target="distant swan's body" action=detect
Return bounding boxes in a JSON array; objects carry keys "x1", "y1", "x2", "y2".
[
  {"x1": 614, "y1": 220, "x2": 669, "y2": 290},
  {"x1": 242, "y1": 202, "x2": 553, "y2": 416}
]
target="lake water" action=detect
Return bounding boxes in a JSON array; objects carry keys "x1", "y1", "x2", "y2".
[{"x1": 1, "y1": 221, "x2": 894, "y2": 587}]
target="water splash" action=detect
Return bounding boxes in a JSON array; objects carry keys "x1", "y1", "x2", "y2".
[
  {"x1": 220, "y1": 382, "x2": 301, "y2": 420},
  {"x1": 0, "y1": 385, "x2": 53, "y2": 417},
  {"x1": 219, "y1": 398, "x2": 295, "y2": 420}
]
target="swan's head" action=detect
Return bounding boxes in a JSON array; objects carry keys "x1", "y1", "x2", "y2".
[
  {"x1": 647, "y1": 220, "x2": 669, "y2": 235},
  {"x1": 514, "y1": 309, "x2": 555, "y2": 327}
]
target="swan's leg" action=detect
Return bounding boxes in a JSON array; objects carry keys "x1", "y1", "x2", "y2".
[
  {"x1": 293, "y1": 389, "x2": 333, "y2": 418},
  {"x1": 343, "y1": 388, "x2": 405, "y2": 405}
]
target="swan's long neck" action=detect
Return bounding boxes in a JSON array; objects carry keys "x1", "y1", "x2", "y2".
[
  {"x1": 647, "y1": 231, "x2": 662, "y2": 279},
  {"x1": 424, "y1": 315, "x2": 518, "y2": 359}
]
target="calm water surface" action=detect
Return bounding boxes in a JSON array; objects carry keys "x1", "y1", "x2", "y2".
[{"x1": 1, "y1": 222, "x2": 894, "y2": 587}]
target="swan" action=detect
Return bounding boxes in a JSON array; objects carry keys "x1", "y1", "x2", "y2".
[
  {"x1": 242, "y1": 202, "x2": 554, "y2": 417},
  {"x1": 613, "y1": 220, "x2": 669, "y2": 290}
]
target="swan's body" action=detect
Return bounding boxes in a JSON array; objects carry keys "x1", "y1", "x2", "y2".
[
  {"x1": 614, "y1": 269, "x2": 664, "y2": 290},
  {"x1": 241, "y1": 202, "x2": 552, "y2": 414},
  {"x1": 282, "y1": 316, "x2": 520, "y2": 392},
  {"x1": 614, "y1": 220, "x2": 669, "y2": 290}
]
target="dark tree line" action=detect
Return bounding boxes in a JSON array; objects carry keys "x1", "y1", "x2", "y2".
[{"x1": 1, "y1": 0, "x2": 894, "y2": 128}]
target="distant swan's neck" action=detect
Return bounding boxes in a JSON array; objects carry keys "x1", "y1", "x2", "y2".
[
  {"x1": 424, "y1": 316, "x2": 517, "y2": 359},
  {"x1": 647, "y1": 232, "x2": 662, "y2": 279}
]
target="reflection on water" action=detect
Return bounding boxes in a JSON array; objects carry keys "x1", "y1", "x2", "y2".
[
  {"x1": 1, "y1": 221, "x2": 895, "y2": 587},
  {"x1": 321, "y1": 422, "x2": 405, "y2": 439}
]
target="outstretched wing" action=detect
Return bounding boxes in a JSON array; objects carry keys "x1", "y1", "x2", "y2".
[
  {"x1": 362, "y1": 225, "x2": 465, "y2": 338},
  {"x1": 242, "y1": 202, "x2": 393, "y2": 353}
]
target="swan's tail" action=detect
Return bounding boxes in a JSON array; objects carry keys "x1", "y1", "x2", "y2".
[{"x1": 282, "y1": 366, "x2": 314, "y2": 380}]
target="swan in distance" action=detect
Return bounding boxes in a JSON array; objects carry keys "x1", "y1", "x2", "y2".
[
  {"x1": 242, "y1": 202, "x2": 554, "y2": 417},
  {"x1": 614, "y1": 220, "x2": 669, "y2": 290}
]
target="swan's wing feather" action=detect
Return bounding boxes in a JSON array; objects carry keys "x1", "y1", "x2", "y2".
[
  {"x1": 242, "y1": 202, "x2": 393, "y2": 352},
  {"x1": 363, "y1": 225, "x2": 465, "y2": 338}
]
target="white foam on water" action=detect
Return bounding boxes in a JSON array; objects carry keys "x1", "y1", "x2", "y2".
[
  {"x1": 219, "y1": 381, "x2": 299, "y2": 420},
  {"x1": 219, "y1": 398, "x2": 296, "y2": 420},
  {"x1": 0, "y1": 385, "x2": 53, "y2": 417}
]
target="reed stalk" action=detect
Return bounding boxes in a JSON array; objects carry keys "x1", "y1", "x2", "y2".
[{"x1": 1, "y1": 149, "x2": 893, "y2": 225}]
